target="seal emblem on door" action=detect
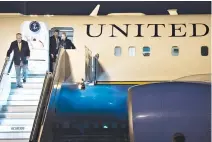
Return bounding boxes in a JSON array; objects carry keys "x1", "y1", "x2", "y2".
[{"x1": 29, "y1": 21, "x2": 40, "y2": 32}]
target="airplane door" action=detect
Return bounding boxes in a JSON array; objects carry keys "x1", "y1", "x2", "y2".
[{"x1": 128, "y1": 82, "x2": 211, "y2": 142}]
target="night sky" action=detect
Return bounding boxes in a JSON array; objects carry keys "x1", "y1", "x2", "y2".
[{"x1": 0, "y1": 1, "x2": 211, "y2": 15}]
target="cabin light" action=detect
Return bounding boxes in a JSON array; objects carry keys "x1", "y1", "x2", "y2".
[
  {"x1": 78, "y1": 79, "x2": 85, "y2": 90},
  {"x1": 136, "y1": 115, "x2": 149, "y2": 118},
  {"x1": 0, "y1": 13, "x2": 22, "y2": 16},
  {"x1": 167, "y1": 9, "x2": 178, "y2": 15},
  {"x1": 78, "y1": 83, "x2": 85, "y2": 90},
  {"x1": 30, "y1": 15, "x2": 38, "y2": 17},
  {"x1": 44, "y1": 14, "x2": 54, "y2": 17},
  {"x1": 136, "y1": 114, "x2": 151, "y2": 119},
  {"x1": 108, "y1": 13, "x2": 145, "y2": 16},
  {"x1": 103, "y1": 125, "x2": 108, "y2": 129}
]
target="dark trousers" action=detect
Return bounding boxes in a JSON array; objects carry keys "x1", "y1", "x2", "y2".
[{"x1": 49, "y1": 55, "x2": 56, "y2": 72}]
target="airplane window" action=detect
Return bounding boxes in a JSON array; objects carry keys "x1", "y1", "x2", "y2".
[
  {"x1": 143, "y1": 46, "x2": 150, "y2": 56},
  {"x1": 129, "y1": 46, "x2": 136, "y2": 56},
  {"x1": 172, "y1": 46, "x2": 179, "y2": 56},
  {"x1": 201, "y1": 46, "x2": 208, "y2": 56},
  {"x1": 114, "y1": 46, "x2": 121, "y2": 56}
]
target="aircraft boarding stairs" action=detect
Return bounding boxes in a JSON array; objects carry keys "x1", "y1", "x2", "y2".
[
  {"x1": 0, "y1": 54, "x2": 47, "y2": 142},
  {"x1": 0, "y1": 47, "x2": 130, "y2": 142}
]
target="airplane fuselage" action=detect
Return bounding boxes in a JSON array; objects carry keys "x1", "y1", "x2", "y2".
[{"x1": 0, "y1": 14, "x2": 210, "y2": 82}]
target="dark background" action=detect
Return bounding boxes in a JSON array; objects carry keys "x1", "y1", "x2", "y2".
[{"x1": 0, "y1": 1, "x2": 211, "y2": 15}]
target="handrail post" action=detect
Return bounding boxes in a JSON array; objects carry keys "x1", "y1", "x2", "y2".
[{"x1": 92, "y1": 53, "x2": 99, "y2": 84}]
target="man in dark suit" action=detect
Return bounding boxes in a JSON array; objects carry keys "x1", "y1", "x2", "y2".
[
  {"x1": 59, "y1": 32, "x2": 76, "y2": 49},
  {"x1": 6, "y1": 33, "x2": 30, "y2": 88},
  {"x1": 49, "y1": 29, "x2": 61, "y2": 72}
]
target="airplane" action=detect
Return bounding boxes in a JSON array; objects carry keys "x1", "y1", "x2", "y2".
[{"x1": 0, "y1": 4, "x2": 210, "y2": 142}]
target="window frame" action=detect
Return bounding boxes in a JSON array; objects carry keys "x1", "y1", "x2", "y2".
[
  {"x1": 172, "y1": 46, "x2": 179, "y2": 56},
  {"x1": 142, "y1": 46, "x2": 151, "y2": 57},
  {"x1": 114, "y1": 46, "x2": 122, "y2": 56},
  {"x1": 128, "y1": 46, "x2": 136, "y2": 56},
  {"x1": 201, "y1": 46, "x2": 209, "y2": 56}
]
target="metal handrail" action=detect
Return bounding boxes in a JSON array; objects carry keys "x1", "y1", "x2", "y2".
[
  {"x1": 0, "y1": 60, "x2": 9, "y2": 82},
  {"x1": 39, "y1": 48, "x2": 62, "y2": 120},
  {"x1": 29, "y1": 48, "x2": 63, "y2": 142},
  {"x1": 40, "y1": 48, "x2": 63, "y2": 121},
  {"x1": 52, "y1": 48, "x2": 62, "y2": 77},
  {"x1": 7, "y1": 57, "x2": 14, "y2": 74},
  {"x1": 0, "y1": 52, "x2": 14, "y2": 83},
  {"x1": 29, "y1": 72, "x2": 53, "y2": 142}
]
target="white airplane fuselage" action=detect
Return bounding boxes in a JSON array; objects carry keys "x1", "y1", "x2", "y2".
[{"x1": 0, "y1": 14, "x2": 210, "y2": 82}]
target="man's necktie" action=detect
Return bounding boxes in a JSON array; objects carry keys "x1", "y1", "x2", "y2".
[
  {"x1": 18, "y1": 42, "x2": 21, "y2": 51},
  {"x1": 56, "y1": 38, "x2": 59, "y2": 49}
]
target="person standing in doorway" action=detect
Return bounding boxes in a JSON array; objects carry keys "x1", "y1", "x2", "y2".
[
  {"x1": 49, "y1": 29, "x2": 61, "y2": 72},
  {"x1": 59, "y1": 32, "x2": 76, "y2": 49},
  {"x1": 6, "y1": 33, "x2": 30, "y2": 88}
]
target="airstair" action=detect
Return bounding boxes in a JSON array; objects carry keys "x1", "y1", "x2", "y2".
[{"x1": 0, "y1": 56, "x2": 47, "y2": 142}]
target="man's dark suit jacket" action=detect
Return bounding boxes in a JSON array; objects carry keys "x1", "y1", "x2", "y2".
[
  {"x1": 49, "y1": 36, "x2": 61, "y2": 62},
  {"x1": 7, "y1": 40, "x2": 30, "y2": 66}
]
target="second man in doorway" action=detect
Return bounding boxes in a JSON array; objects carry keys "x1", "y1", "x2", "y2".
[{"x1": 49, "y1": 29, "x2": 61, "y2": 72}]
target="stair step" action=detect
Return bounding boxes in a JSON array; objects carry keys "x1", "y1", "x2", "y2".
[
  {"x1": 0, "y1": 73, "x2": 45, "y2": 141},
  {"x1": 0, "y1": 132, "x2": 30, "y2": 139},
  {"x1": 11, "y1": 74, "x2": 46, "y2": 79},
  {"x1": 0, "y1": 101, "x2": 39, "y2": 106},
  {"x1": 0, "y1": 113, "x2": 35, "y2": 119},
  {"x1": 0, "y1": 119, "x2": 34, "y2": 125},
  {"x1": 10, "y1": 89, "x2": 41, "y2": 95},
  {"x1": 1, "y1": 105, "x2": 37, "y2": 113},
  {"x1": 11, "y1": 73, "x2": 46, "y2": 77},
  {"x1": 11, "y1": 84, "x2": 43, "y2": 89},
  {"x1": 11, "y1": 78, "x2": 44, "y2": 83},
  {"x1": 7, "y1": 95, "x2": 40, "y2": 101},
  {"x1": 1, "y1": 71, "x2": 47, "y2": 141},
  {"x1": 27, "y1": 73, "x2": 46, "y2": 77},
  {"x1": 0, "y1": 125, "x2": 32, "y2": 132},
  {"x1": 0, "y1": 139, "x2": 29, "y2": 142}
]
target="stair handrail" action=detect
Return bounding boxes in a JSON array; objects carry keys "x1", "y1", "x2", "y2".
[
  {"x1": 0, "y1": 52, "x2": 14, "y2": 83},
  {"x1": 29, "y1": 48, "x2": 64, "y2": 142},
  {"x1": 92, "y1": 53, "x2": 99, "y2": 84},
  {"x1": 29, "y1": 71, "x2": 53, "y2": 142}
]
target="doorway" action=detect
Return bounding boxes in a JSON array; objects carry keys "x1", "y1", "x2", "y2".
[
  {"x1": 49, "y1": 27, "x2": 74, "y2": 72},
  {"x1": 49, "y1": 27, "x2": 74, "y2": 41}
]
